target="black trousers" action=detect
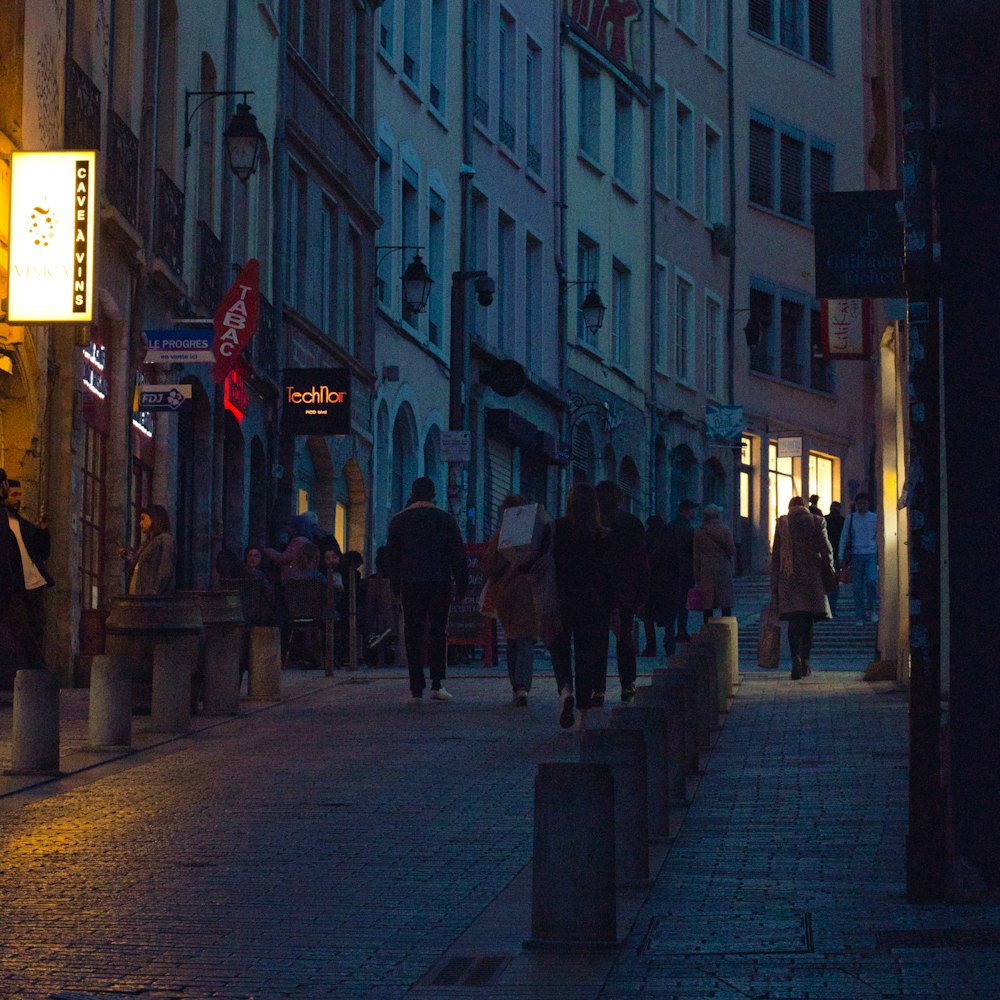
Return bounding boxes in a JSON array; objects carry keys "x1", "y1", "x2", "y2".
[
  {"x1": 611, "y1": 605, "x2": 638, "y2": 689},
  {"x1": 786, "y1": 612, "x2": 815, "y2": 659},
  {"x1": 400, "y1": 581, "x2": 451, "y2": 695},
  {"x1": 550, "y1": 616, "x2": 610, "y2": 710}
]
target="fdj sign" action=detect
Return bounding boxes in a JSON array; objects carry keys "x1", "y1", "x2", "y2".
[
  {"x1": 7, "y1": 150, "x2": 97, "y2": 323},
  {"x1": 284, "y1": 368, "x2": 351, "y2": 435}
]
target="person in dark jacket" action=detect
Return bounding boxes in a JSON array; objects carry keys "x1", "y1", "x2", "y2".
[
  {"x1": 0, "y1": 469, "x2": 54, "y2": 684},
  {"x1": 385, "y1": 476, "x2": 468, "y2": 705},
  {"x1": 640, "y1": 514, "x2": 673, "y2": 658},
  {"x1": 595, "y1": 480, "x2": 648, "y2": 703},
  {"x1": 771, "y1": 496, "x2": 835, "y2": 679},
  {"x1": 662, "y1": 499, "x2": 697, "y2": 654},
  {"x1": 824, "y1": 500, "x2": 845, "y2": 614},
  {"x1": 550, "y1": 482, "x2": 612, "y2": 730}
]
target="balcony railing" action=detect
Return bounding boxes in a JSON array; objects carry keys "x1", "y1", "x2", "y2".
[
  {"x1": 251, "y1": 294, "x2": 279, "y2": 375},
  {"x1": 105, "y1": 111, "x2": 139, "y2": 226},
  {"x1": 474, "y1": 94, "x2": 489, "y2": 126},
  {"x1": 499, "y1": 117, "x2": 516, "y2": 150},
  {"x1": 64, "y1": 58, "x2": 101, "y2": 150},
  {"x1": 153, "y1": 168, "x2": 184, "y2": 278},
  {"x1": 195, "y1": 220, "x2": 224, "y2": 311}
]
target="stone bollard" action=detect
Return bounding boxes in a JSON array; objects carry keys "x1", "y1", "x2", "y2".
[
  {"x1": 688, "y1": 635, "x2": 721, "y2": 730},
  {"x1": 248, "y1": 627, "x2": 282, "y2": 701},
  {"x1": 707, "y1": 615, "x2": 739, "y2": 695},
  {"x1": 525, "y1": 762, "x2": 617, "y2": 950},
  {"x1": 669, "y1": 649, "x2": 713, "y2": 749},
  {"x1": 628, "y1": 691, "x2": 687, "y2": 806},
  {"x1": 87, "y1": 654, "x2": 133, "y2": 751},
  {"x1": 5, "y1": 669, "x2": 60, "y2": 776},
  {"x1": 702, "y1": 618, "x2": 736, "y2": 714},
  {"x1": 653, "y1": 667, "x2": 699, "y2": 777},
  {"x1": 580, "y1": 729, "x2": 649, "y2": 886},
  {"x1": 150, "y1": 639, "x2": 195, "y2": 733},
  {"x1": 609, "y1": 705, "x2": 672, "y2": 841}
]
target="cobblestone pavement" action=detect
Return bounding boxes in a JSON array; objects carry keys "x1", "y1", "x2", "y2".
[{"x1": 2, "y1": 648, "x2": 999, "y2": 998}]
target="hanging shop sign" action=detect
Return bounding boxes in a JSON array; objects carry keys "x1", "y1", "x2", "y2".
[
  {"x1": 134, "y1": 383, "x2": 193, "y2": 413},
  {"x1": 7, "y1": 150, "x2": 97, "y2": 323},
  {"x1": 777, "y1": 437, "x2": 803, "y2": 459},
  {"x1": 813, "y1": 190, "x2": 904, "y2": 299},
  {"x1": 211, "y1": 258, "x2": 259, "y2": 384},
  {"x1": 284, "y1": 367, "x2": 351, "y2": 435},
  {"x1": 143, "y1": 329, "x2": 215, "y2": 364},
  {"x1": 820, "y1": 298, "x2": 872, "y2": 360},
  {"x1": 224, "y1": 369, "x2": 248, "y2": 424},
  {"x1": 706, "y1": 404, "x2": 744, "y2": 443}
]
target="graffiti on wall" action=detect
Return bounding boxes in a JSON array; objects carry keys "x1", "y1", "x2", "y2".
[{"x1": 563, "y1": 0, "x2": 644, "y2": 75}]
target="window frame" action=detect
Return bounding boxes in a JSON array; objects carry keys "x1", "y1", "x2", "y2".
[
  {"x1": 674, "y1": 93, "x2": 696, "y2": 212},
  {"x1": 704, "y1": 289, "x2": 724, "y2": 399},
  {"x1": 673, "y1": 268, "x2": 695, "y2": 384}
]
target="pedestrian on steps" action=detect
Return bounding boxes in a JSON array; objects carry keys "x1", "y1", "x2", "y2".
[{"x1": 770, "y1": 496, "x2": 835, "y2": 679}]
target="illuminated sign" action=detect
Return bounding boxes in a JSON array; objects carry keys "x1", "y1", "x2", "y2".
[
  {"x1": 212, "y1": 258, "x2": 260, "y2": 384},
  {"x1": 7, "y1": 150, "x2": 96, "y2": 323},
  {"x1": 284, "y1": 367, "x2": 351, "y2": 435},
  {"x1": 134, "y1": 383, "x2": 193, "y2": 413},
  {"x1": 224, "y1": 370, "x2": 248, "y2": 424},
  {"x1": 820, "y1": 299, "x2": 872, "y2": 360}
]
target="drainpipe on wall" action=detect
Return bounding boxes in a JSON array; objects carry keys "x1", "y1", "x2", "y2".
[
  {"x1": 647, "y1": 0, "x2": 659, "y2": 516},
  {"x1": 556, "y1": 12, "x2": 569, "y2": 514},
  {"x1": 725, "y1": 0, "x2": 741, "y2": 561}
]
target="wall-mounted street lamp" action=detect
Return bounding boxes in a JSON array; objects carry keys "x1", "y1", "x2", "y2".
[
  {"x1": 185, "y1": 90, "x2": 264, "y2": 184},
  {"x1": 375, "y1": 245, "x2": 434, "y2": 314},
  {"x1": 730, "y1": 305, "x2": 770, "y2": 348},
  {"x1": 563, "y1": 280, "x2": 607, "y2": 337}
]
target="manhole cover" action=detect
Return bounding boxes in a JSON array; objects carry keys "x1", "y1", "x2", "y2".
[
  {"x1": 639, "y1": 910, "x2": 814, "y2": 956},
  {"x1": 876, "y1": 928, "x2": 1000, "y2": 950}
]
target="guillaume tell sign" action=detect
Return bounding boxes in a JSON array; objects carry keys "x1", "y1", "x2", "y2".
[{"x1": 7, "y1": 150, "x2": 97, "y2": 323}]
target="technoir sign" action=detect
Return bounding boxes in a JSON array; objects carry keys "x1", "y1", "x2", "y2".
[
  {"x1": 283, "y1": 368, "x2": 351, "y2": 435},
  {"x1": 7, "y1": 150, "x2": 96, "y2": 323}
]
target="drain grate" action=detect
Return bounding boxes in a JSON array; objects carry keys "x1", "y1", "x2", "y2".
[
  {"x1": 428, "y1": 954, "x2": 511, "y2": 988},
  {"x1": 639, "y1": 910, "x2": 814, "y2": 956},
  {"x1": 876, "y1": 928, "x2": 1000, "y2": 950}
]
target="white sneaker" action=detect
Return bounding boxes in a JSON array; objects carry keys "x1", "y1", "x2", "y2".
[
  {"x1": 406, "y1": 694, "x2": 423, "y2": 706},
  {"x1": 430, "y1": 687, "x2": 453, "y2": 701}
]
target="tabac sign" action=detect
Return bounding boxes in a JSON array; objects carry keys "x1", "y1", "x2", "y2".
[
  {"x1": 563, "y1": 0, "x2": 644, "y2": 78},
  {"x1": 284, "y1": 367, "x2": 351, "y2": 436},
  {"x1": 7, "y1": 151, "x2": 97, "y2": 323}
]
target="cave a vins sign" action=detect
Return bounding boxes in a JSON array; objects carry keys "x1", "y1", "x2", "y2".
[{"x1": 7, "y1": 150, "x2": 97, "y2": 323}]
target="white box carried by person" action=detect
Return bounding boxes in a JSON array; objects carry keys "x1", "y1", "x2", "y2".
[{"x1": 497, "y1": 502, "x2": 550, "y2": 566}]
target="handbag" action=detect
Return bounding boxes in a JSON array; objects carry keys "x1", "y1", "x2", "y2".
[
  {"x1": 685, "y1": 584, "x2": 704, "y2": 611},
  {"x1": 757, "y1": 602, "x2": 781, "y2": 669}
]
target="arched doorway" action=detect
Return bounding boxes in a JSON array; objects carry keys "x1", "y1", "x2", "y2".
[
  {"x1": 343, "y1": 457, "x2": 367, "y2": 557},
  {"x1": 702, "y1": 457, "x2": 726, "y2": 510},
  {"x1": 391, "y1": 404, "x2": 418, "y2": 515},
  {"x1": 619, "y1": 456, "x2": 641, "y2": 515},
  {"x1": 423, "y1": 425, "x2": 444, "y2": 503},
  {"x1": 176, "y1": 378, "x2": 212, "y2": 588},
  {"x1": 248, "y1": 435, "x2": 268, "y2": 548},
  {"x1": 374, "y1": 400, "x2": 390, "y2": 545},
  {"x1": 668, "y1": 444, "x2": 698, "y2": 518},
  {"x1": 222, "y1": 411, "x2": 245, "y2": 559},
  {"x1": 653, "y1": 435, "x2": 668, "y2": 516}
]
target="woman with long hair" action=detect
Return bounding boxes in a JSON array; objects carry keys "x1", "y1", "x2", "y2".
[
  {"x1": 550, "y1": 482, "x2": 612, "y2": 730},
  {"x1": 121, "y1": 504, "x2": 176, "y2": 595}
]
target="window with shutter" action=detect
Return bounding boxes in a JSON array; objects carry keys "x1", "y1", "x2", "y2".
[
  {"x1": 808, "y1": 0, "x2": 831, "y2": 66},
  {"x1": 779, "y1": 133, "x2": 804, "y2": 219},
  {"x1": 749, "y1": 119, "x2": 774, "y2": 208},
  {"x1": 810, "y1": 145, "x2": 833, "y2": 221},
  {"x1": 749, "y1": 0, "x2": 773, "y2": 36},
  {"x1": 572, "y1": 424, "x2": 596, "y2": 483}
]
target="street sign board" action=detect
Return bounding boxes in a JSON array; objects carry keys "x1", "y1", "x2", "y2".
[
  {"x1": 144, "y1": 329, "x2": 214, "y2": 364},
  {"x1": 813, "y1": 190, "x2": 904, "y2": 298},
  {"x1": 706, "y1": 404, "x2": 744, "y2": 442},
  {"x1": 777, "y1": 437, "x2": 802, "y2": 459},
  {"x1": 441, "y1": 430, "x2": 471, "y2": 463},
  {"x1": 134, "y1": 383, "x2": 193, "y2": 413}
]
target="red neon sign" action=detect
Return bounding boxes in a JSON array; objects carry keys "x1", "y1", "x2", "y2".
[{"x1": 224, "y1": 370, "x2": 248, "y2": 424}]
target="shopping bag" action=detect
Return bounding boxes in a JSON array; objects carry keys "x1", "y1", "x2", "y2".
[
  {"x1": 685, "y1": 584, "x2": 704, "y2": 611},
  {"x1": 497, "y1": 502, "x2": 549, "y2": 566},
  {"x1": 757, "y1": 603, "x2": 781, "y2": 669}
]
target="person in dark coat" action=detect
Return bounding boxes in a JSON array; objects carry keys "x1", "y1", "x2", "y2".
[
  {"x1": 662, "y1": 499, "x2": 697, "y2": 654},
  {"x1": 120, "y1": 505, "x2": 176, "y2": 595},
  {"x1": 824, "y1": 500, "x2": 845, "y2": 614},
  {"x1": 0, "y1": 469, "x2": 54, "y2": 683},
  {"x1": 386, "y1": 476, "x2": 468, "y2": 705},
  {"x1": 640, "y1": 515, "x2": 673, "y2": 657},
  {"x1": 770, "y1": 496, "x2": 835, "y2": 679},
  {"x1": 550, "y1": 482, "x2": 612, "y2": 730},
  {"x1": 693, "y1": 503, "x2": 736, "y2": 621},
  {"x1": 595, "y1": 480, "x2": 648, "y2": 703}
]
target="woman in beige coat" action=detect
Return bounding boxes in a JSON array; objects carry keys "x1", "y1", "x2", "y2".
[
  {"x1": 770, "y1": 496, "x2": 835, "y2": 679},
  {"x1": 693, "y1": 504, "x2": 736, "y2": 621}
]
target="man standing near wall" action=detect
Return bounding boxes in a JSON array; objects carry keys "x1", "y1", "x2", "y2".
[
  {"x1": 839, "y1": 493, "x2": 879, "y2": 624},
  {"x1": 386, "y1": 476, "x2": 469, "y2": 706},
  {"x1": 0, "y1": 469, "x2": 54, "y2": 687}
]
